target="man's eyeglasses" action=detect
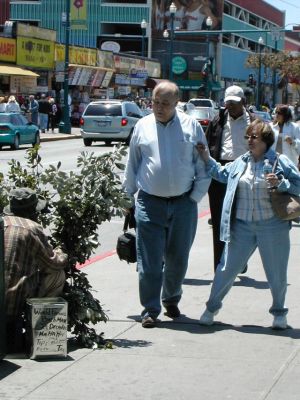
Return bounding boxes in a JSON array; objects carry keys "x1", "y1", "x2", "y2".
[
  {"x1": 244, "y1": 134, "x2": 259, "y2": 140},
  {"x1": 275, "y1": 111, "x2": 282, "y2": 115}
]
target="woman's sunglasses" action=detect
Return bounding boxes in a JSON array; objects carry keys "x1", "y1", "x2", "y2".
[{"x1": 244, "y1": 134, "x2": 259, "y2": 140}]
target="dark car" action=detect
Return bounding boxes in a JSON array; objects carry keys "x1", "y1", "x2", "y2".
[
  {"x1": 0, "y1": 113, "x2": 40, "y2": 150},
  {"x1": 185, "y1": 107, "x2": 215, "y2": 132},
  {"x1": 80, "y1": 100, "x2": 144, "y2": 146}
]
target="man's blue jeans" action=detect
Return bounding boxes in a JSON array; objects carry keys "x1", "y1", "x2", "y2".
[
  {"x1": 135, "y1": 190, "x2": 198, "y2": 319},
  {"x1": 206, "y1": 217, "x2": 291, "y2": 316},
  {"x1": 39, "y1": 113, "x2": 48, "y2": 131}
]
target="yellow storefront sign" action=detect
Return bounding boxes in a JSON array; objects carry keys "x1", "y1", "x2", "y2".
[
  {"x1": 70, "y1": 0, "x2": 87, "y2": 30},
  {"x1": 0, "y1": 37, "x2": 16, "y2": 63},
  {"x1": 17, "y1": 37, "x2": 55, "y2": 69},
  {"x1": 55, "y1": 44, "x2": 96, "y2": 66}
]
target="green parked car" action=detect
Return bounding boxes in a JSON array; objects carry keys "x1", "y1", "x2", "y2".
[{"x1": 0, "y1": 113, "x2": 40, "y2": 150}]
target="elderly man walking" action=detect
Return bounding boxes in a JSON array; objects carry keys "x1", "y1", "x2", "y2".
[{"x1": 123, "y1": 81, "x2": 211, "y2": 328}]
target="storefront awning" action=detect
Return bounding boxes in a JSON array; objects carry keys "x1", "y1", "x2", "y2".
[
  {"x1": 0, "y1": 65, "x2": 39, "y2": 77},
  {"x1": 177, "y1": 79, "x2": 222, "y2": 91}
]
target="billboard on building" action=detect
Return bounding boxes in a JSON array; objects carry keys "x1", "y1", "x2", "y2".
[{"x1": 152, "y1": 0, "x2": 223, "y2": 34}]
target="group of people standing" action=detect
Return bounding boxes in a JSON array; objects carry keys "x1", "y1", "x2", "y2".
[
  {"x1": 122, "y1": 80, "x2": 300, "y2": 330},
  {"x1": 0, "y1": 94, "x2": 58, "y2": 133}
]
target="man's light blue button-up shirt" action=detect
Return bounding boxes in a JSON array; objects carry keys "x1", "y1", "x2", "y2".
[{"x1": 123, "y1": 111, "x2": 211, "y2": 203}]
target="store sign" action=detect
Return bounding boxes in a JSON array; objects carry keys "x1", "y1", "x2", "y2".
[
  {"x1": 101, "y1": 41, "x2": 120, "y2": 53},
  {"x1": 172, "y1": 56, "x2": 187, "y2": 75},
  {"x1": 68, "y1": 66, "x2": 107, "y2": 87},
  {"x1": 17, "y1": 23, "x2": 56, "y2": 42},
  {"x1": 10, "y1": 75, "x2": 37, "y2": 94},
  {"x1": 101, "y1": 71, "x2": 113, "y2": 88},
  {"x1": 97, "y1": 50, "x2": 114, "y2": 69},
  {"x1": 17, "y1": 36, "x2": 55, "y2": 69},
  {"x1": 55, "y1": 44, "x2": 96, "y2": 66},
  {"x1": 0, "y1": 37, "x2": 16, "y2": 62}
]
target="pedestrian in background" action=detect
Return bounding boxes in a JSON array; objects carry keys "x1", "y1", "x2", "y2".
[
  {"x1": 0, "y1": 96, "x2": 6, "y2": 112},
  {"x1": 197, "y1": 119, "x2": 300, "y2": 329},
  {"x1": 205, "y1": 85, "x2": 253, "y2": 272},
  {"x1": 5, "y1": 95, "x2": 21, "y2": 113},
  {"x1": 28, "y1": 94, "x2": 39, "y2": 125},
  {"x1": 270, "y1": 104, "x2": 300, "y2": 168},
  {"x1": 123, "y1": 81, "x2": 211, "y2": 328},
  {"x1": 38, "y1": 94, "x2": 51, "y2": 132},
  {"x1": 48, "y1": 97, "x2": 58, "y2": 133}
]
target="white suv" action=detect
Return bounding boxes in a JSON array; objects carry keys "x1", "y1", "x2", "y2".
[
  {"x1": 187, "y1": 98, "x2": 219, "y2": 116},
  {"x1": 80, "y1": 100, "x2": 144, "y2": 146}
]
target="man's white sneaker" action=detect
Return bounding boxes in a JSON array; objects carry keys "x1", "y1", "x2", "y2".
[
  {"x1": 272, "y1": 315, "x2": 287, "y2": 330},
  {"x1": 199, "y1": 309, "x2": 218, "y2": 326}
]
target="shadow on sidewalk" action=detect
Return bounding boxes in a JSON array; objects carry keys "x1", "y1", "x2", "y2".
[
  {"x1": 0, "y1": 360, "x2": 21, "y2": 380},
  {"x1": 157, "y1": 319, "x2": 300, "y2": 339},
  {"x1": 184, "y1": 276, "x2": 270, "y2": 290},
  {"x1": 110, "y1": 338, "x2": 153, "y2": 349}
]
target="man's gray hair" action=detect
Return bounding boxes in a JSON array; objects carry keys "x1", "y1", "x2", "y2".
[{"x1": 153, "y1": 81, "x2": 179, "y2": 100}]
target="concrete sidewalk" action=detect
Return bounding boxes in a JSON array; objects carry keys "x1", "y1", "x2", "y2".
[
  {"x1": 39, "y1": 127, "x2": 81, "y2": 142},
  {"x1": 1, "y1": 194, "x2": 300, "y2": 399}
]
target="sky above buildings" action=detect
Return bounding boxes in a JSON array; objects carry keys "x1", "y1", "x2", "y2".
[{"x1": 265, "y1": 0, "x2": 300, "y2": 27}]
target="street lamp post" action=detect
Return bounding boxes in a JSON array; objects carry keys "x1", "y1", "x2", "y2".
[
  {"x1": 141, "y1": 19, "x2": 147, "y2": 58},
  {"x1": 163, "y1": 29, "x2": 169, "y2": 79},
  {"x1": 256, "y1": 36, "x2": 264, "y2": 110},
  {"x1": 59, "y1": 0, "x2": 71, "y2": 134},
  {"x1": 205, "y1": 16, "x2": 213, "y2": 97},
  {"x1": 169, "y1": 2, "x2": 176, "y2": 81}
]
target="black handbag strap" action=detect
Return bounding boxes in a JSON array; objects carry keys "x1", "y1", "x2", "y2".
[{"x1": 123, "y1": 213, "x2": 130, "y2": 232}]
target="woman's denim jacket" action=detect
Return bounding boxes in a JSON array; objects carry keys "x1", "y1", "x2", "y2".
[{"x1": 205, "y1": 148, "x2": 300, "y2": 243}]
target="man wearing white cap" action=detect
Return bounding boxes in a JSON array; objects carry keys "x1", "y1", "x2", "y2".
[{"x1": 205, "y1": 85, "x2": 253, "y2": 272}]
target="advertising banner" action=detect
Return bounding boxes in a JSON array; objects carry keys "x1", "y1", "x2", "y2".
[
  {"x1": 70, "y1": 0, "x2": 87, "y2": 30},
  {"x1": 17, "y1": 23, "x2": 56, "y2": 42},
  {"x1": 97, "y1": 50, "x2": 114, "y2": 69},
  {"x1": 152, "y1": 0, "x2": 223, "y2": 34},
  {"x1": 0, "y1": 37, "x2": 16, "y2": 63},
  {"x1": 17, "y1": 36, "x2": 55, "y2": 69},
  {"x1": 55, "y1": 44, "x2": 96, "y2": 66}
]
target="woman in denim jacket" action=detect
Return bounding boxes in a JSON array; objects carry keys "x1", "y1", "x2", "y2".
[{"x1": 197, "y1": 119, "x2": 300, "y2": 329}]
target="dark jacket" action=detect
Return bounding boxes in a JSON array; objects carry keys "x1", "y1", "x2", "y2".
[
  {"x1": 38, "y1": 99, "x2": 51, "y2": 114},
  {"x1": 206, "y1": 108, "x2": 254, "y2": 161}
]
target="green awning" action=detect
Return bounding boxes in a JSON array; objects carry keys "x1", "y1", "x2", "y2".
[
  {"x1": 209, "y1": 81, "x2": 222, "y2": 91},
  {"x1": 176, "y1": 79, "x2": 222, "y2": 91},
  {"x1": 176, "y1": 79, "x2": 204, "y2": 90}
]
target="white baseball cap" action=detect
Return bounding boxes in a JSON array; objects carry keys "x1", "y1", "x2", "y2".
[{"x1": 224, "y1": 85, "x2": 244, "y2": 102}]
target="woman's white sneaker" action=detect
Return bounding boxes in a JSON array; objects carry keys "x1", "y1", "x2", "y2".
[
  {"x1": 272, "y1": 315, "x2": 287, "y2": 330},
  {"x1": 199, "y1": 309, "x2": 218, "y2": 326}
]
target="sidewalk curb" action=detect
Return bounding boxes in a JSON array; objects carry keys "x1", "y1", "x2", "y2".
[{"x1": 40, "y1": 134, "x2": 81, "y2": 142}]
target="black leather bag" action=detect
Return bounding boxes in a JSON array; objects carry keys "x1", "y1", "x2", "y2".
[{"x1": 116, "y1": 213, "x2": 137, "y2": 263}]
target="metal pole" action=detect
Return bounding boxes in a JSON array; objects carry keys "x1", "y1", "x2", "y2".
[
  {"x1": 169, "y1": 13, "x2": 174, "y2": 81},
  {"x1": 0, "y1": 216, "x2": 6, "y2": 358},
  {"x1": 272, "y1": 39, "x2": 278, "y2": 108},
  {"x1": 59, "y1": 0, "x2": 71, "y2": 134},
  {"x1": 205, "y1": 31, "x2": 210, "y2": 98},
  {"x1": 256, "y1": 44, "x2": 262, "y2": 110},
  {"x1": 142, "y1": 29, "x2": 145, "y2": 58}
]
